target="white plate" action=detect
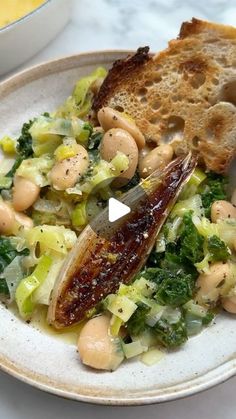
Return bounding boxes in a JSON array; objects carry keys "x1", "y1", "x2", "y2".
[
  {"x1": 0, "y1": 52, "x2": 235, "y2": 405},
  {"x1": 0, "y1": 0, "x2": 71, "y2": 76}
]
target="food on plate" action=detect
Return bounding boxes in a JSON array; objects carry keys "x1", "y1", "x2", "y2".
[
  {"x1": 0, "y1": 0, "x2": 45, "y2": 29},
  {"x1": 0, "y1": 18, "x2": 236, "y2": 372}
]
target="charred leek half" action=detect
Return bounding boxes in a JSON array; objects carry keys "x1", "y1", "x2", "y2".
[{"x1": 48, "y1": 154, "x2": 197, "y2": 329}]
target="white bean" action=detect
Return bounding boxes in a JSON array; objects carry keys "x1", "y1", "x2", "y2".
[
  {"x1": 14, "y1": 212, "x2": 33, "y2": 230},
  {"x1": 139, "y1": 144, "x2": 173, "y2": 178},
  {"x1": 0, "y1": 201, "x2": 15, "y2": 234},
  {"x1": 98, "y1": 107, "x2": 145, "y2": 149},
  {"x1": 211, "y1": 200, "x2": 236, "y2": 223},
  {"x1": 77, "y1": 315, "x2": 124, "y2": 371},
  {"x1": 100, "y1": 128, "x2": 138, "y2": 187},
  {"x1": 50, "y1": 144, "x2": 89, "y2": 190},
  {"x1": 196, "y1": 262, "x2": 231, "y2": 305},
  {"x1": 222, "y1": 295, "x2": 236, "y2": 314},
  {"x1": 13, "y1": 176, "x2": 40, "y2": 212}
]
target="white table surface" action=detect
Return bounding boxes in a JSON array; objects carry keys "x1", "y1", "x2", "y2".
[{"x1": 1, "y1": 0, "x2": 236, "y2": 417}]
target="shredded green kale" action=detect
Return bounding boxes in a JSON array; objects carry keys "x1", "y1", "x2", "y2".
[
  {"x1": 207, "y1": 235, "x2": 230, "y2": 262},
  {"x1": 126, "y1": 303, "x2": 150, "y2": 336},
  {"x1": 0, "y1": 279, "x2": 9, "y2": 295},
  {"x1": 178, "y1": 212, "x2": 204, "y2": 264},
  {"x1": 5, "y1": 156, "x2": 23, "y2": 179},
  {"x1": 142, "y1": 211, "x2": 205, "y2": 307},
  {"x1": 153, "y1": 316, "x2": 188, "y2": 348},
  {"x1": 200, "y1": 172, "x2": 228, "y2": 218},
  {"x1": 16, "y1": 119, "x2": 34, "y2": 159},
  {"x1": 202, "y1": 311, "x2": 214, "y2": 325},
  {"x1": 155, "y1": 273, "x2": 195, "y2": 307},
  {"x1": 4, "y1": 120, "x2": 34, "y2": 181}
]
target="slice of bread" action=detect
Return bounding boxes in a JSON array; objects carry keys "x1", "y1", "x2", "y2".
[{"x1": 92, "y1": 19, "x2": 236, "y2": 174}]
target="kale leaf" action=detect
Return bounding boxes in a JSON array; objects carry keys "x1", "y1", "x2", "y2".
[
  {"x1": 5, "y1": 120, "x2": 34, "y2": 180},
  {"x1": 16, "y1": 119, "x2": 34, "y2": 159},
  {"x1": 178, "y1": 212, "x2": 204, "y2": 264},
  {"x1": 0, "y1": 237, "x2": 29, "y2": 295},
  {"x1": 153, "y1": 316, "x2": 188, "y2": 348},
  {"x1": 202, "y1": 311, "x2": 214, "y2": 326},
  {"x1": 5, "y1": 156, "x2": 23, "y2": 178},
  {"x1": 155, "y1": 273, "x2": 195, "y2": 307},
  {"x1": 0, "y1": 279, "x2": 9, "y2": 295},
  {"x1": 144, "y1": 211, "x2": 204, "y2": 307},
  {"x1": 126, "y1": 303, "x2": 150, "y2": 336},
  {"x1": 147, "y1": 212, "x2": 204, "y2": 271},
  {"x1": 207, "y1": 235, "x2": 230, "y2": 262},
  {"x1": 200, "y1": 172, "x2": 227, "y2": 218}
]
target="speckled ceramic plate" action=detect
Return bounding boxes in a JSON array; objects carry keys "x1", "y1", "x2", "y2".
[{"x1": 0, "y1": 52, "x2": 236, "y2": 405}]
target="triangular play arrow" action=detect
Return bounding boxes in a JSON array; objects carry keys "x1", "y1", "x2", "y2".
[{"x1": 108, "y1": 197, "x2": 131, "y2": 222}]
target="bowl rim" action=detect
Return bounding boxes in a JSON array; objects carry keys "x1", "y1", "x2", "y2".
[
  {"x1": 0, "y1": 0, "x2": 52, "y2": 33},
  {"x1": 0, "y1": 50, "x2": 235, "y2": 406}
]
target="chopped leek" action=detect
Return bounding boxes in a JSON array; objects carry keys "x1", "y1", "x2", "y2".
[
  {"x1": 15, "y1": 255, "x2": 52, "y2": 318},
  {"x1": 16, "y1": 156, "x2": 53, "y2": 187},
  {"x1": 183, "y1": 300, "x2": 208, "y2": 318},
  {"x1": 122, "y1": 341, "x2": 146, "y2": 359},
  {"x1": 33, "y1": 255, "x2": 64, "y2": 305},
  {"x1": 161, "y1": 307, "x2": 182, "y2": 325},
  {"x1": 71, "y1": 201, "x2": 87, "y2": 228},
  {"x1": 29, "y1": 116, "x2": 91, "y2": 156},
  {"x1": 25, "y1": 225, "x2": 77, "y2": 255},
  {"x1": 56, "y1": 67, "x2": 107, "y2": 119},
  {"x1": 54, "y1": 143, "x2": 77, "y2": 161},
  {"x1": 107, "y1": 294, "x2": 137, "y2": 322},
  {"x1": 0, "y1": 136, "x2": 16, "y2": 154},
  {"x1": 192, "y1": 215, "x2": 219, "y2": 238},
  {"x1": 218, "y1": 219, "x2": 236, "y2": 249},
  {"x1": 131, "y1": 329, "x2": 157, "y2": 348},
  {"x1": 171, "y1": 194, "x2": 204, "y2": 219},
  {"x1": 145, "y1": 304, "x2": 164, "y2": 327},
  {"x1": 180, "y1": 168, "x2": 206, "y2": 199},
  {"x1": 2, "y1": 256, "x2": 24, "y2": 302},
  {"x1": 0, "y1": 176, "x2": 12, "y2": 190},
  {"x1": 79, "y1": 153, "x2": 129, "y2": 196},
  {"x1": 133, "y1": 277, "x2": 157, "y2": 298},
  {"x1": 141, "y1": 348, "x2": 165, "y2": 366},
  {"x1": 110, "y1": 314, "x2": 124, "y2": 336}
]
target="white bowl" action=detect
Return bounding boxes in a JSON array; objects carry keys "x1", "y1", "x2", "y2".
[
  {"x1": 0, "y1": 0, "x2": 71, "y2": 76},
  {"x1": 0, "y1": 52, "x2": 236, "y2": 405}
]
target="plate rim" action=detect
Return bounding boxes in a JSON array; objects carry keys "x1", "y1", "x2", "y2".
[{"x1": 0, "y1": 50, "x2": 235, "y2": 405}]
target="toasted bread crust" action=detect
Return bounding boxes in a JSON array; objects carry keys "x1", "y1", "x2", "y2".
[
  {"x1": 93, "y1": 46, "x2": 150, "y2": 112},
  {"x1": 93, "y1": 19, "x2": 236, "y2": 173}
]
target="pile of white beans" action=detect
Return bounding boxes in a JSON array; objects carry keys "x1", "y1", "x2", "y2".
[
  {"x1": 98, "y1": 107, "x2": 174, "y2": 186},
  {"x1": 0, "y1": 106, "x2": 174, "y2": 234}
]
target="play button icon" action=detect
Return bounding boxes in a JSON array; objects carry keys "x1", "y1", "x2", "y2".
[
  {"x1": 85, "y1": 175, "x2": 148, "y2": 239},
  {"x1": 108, "y1": 198, "x2": 131, "y2": 222}
]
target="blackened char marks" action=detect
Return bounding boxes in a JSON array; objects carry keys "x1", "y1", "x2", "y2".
[{"x1": 92, "y1": 47, "x2": 150, "y2": 112}]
